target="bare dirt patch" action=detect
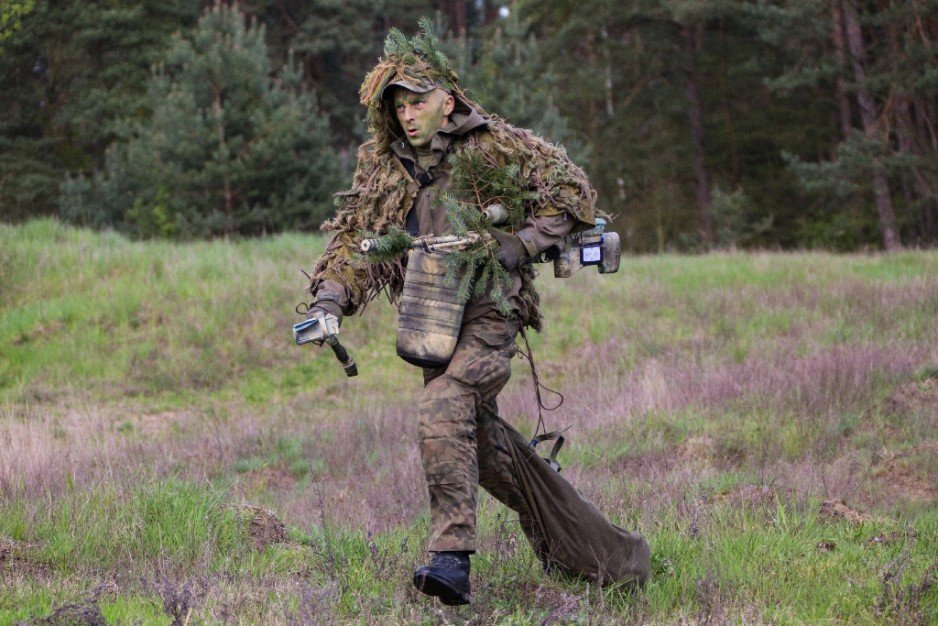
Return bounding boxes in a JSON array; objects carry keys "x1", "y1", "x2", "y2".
[
  {"x1": 0, "y1": 537, "x2": 52, "y2": 580},
  {"x1": 233, "y1": 505, "x2": 287, "y2": 550},
  {"x1": 866, "y1": 530, "x2": 917, "y2": 547},
  {"x1": 818, "y1": 499, "x2": 873, "y2": 525},
  {"x1": 677, "y1": 435, "x2": 716, "y2": 464},
  {"x1": 871, "y1": 442, "x2": 938, "y2": 503}
]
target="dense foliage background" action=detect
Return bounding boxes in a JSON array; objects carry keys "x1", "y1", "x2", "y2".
[{"x1": 1, "y1": 0, "x2": 935, "y2": 250}]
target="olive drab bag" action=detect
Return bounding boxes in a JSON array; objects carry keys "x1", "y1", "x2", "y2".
[
  {"x1": 396, "y1": 248, "x2": 465, "y2": 368},
  {"x1": 485, "y1": 407, "x2": 650, "y2": 586}
]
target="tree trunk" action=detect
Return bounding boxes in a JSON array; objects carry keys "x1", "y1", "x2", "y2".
[
  {"x1": 600, "y1": 25, "x2": 627, "y2": 204},
  {"x1": 600, "y1": 25, "x2": 615, "y2": 119},
  {"x1": 436, "y1": 0, "x2": 467, "y2": 38},
  {"x1": 213, "y1": 85, "x2": 233, "y2": 231},
  {"x1": 717, "y1": 19, "x2": 740, "y2": 184},
  {"x1": 841, "y1": 0, "x2": 901, "y2": 250},
  {"x1": 912, "y1": 96, "x2": 937, "y2": 152},
  {"x1": 831, "y1": 0, "x2": 854, "y2": 141},
  {"x1": 681, "y1": 22, "x2": 715, "y2": 248},
  {"x1": 887, "y1": 20, "x2": 938, "y2": 244}
]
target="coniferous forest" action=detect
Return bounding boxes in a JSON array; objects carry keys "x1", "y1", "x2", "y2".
[{"x1": 1, "y1": 0, "x2": 935, "y2": 251}]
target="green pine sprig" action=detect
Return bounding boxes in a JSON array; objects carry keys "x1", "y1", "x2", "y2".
[
  {"x1": 382, "y1": 18, "x2": 455, "y2": 90},
  {"x1": 433, "y1": 150, "x2": 540, "y2": 314},
  {"x1": 357, "y1": 226, "x2": 413, "y2": 263},
  {"x1": 445, "y1": 151, "x2": 538, "y2": 231},
  {"x1": 358, "y1": 149, "x2": 537, "y2": 316},
  {"x1": 439, "y1": 195, "x2": 514, "y2": 315}
]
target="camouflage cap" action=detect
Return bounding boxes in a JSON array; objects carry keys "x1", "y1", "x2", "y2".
[
  {"x1": 382, "y1": 75, "x2": 442, "y2": 98},
  {"x1": 361, "y1": 20, "x2": 459, "y2": 108}
]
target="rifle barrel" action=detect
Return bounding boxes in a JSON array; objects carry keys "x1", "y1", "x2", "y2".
[{"x1": 359, "y1": 233, "x2": 482, "y2": 254}]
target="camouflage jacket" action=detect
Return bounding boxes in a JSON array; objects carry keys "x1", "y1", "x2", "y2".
[{"x1": 306, "y1": 98, "x2": 597, "y2": 331}]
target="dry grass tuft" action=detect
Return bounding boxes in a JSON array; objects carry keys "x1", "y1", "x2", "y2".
[{"x1": 885, "y1": 378, "x2": 938, "y2": 422}]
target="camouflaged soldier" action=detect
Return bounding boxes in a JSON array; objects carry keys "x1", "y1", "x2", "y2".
[{"x1": 304, "y1": 24, "x2": 597, "y2": 606}]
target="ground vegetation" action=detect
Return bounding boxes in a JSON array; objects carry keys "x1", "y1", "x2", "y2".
[{"x1": 1, "y1": 221, "x2": 935, "y2": 623}]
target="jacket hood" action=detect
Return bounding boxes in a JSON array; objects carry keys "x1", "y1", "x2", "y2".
[
  {"x1": 444, "y1": 97, "x2": 487, "y2": 137},
  {"x1": 359, "y1": 21, "x2": 489, "y2": 150}
]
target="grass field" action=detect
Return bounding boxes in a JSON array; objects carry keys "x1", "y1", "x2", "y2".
[{"x1": 1, "y1": 219, "x2": 936, "y2": 625}]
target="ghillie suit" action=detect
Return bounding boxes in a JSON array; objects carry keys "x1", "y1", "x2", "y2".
[
  {"x1": 305, "y1": 20, "x2": 598, "y2": 331},
  {"x1": 303, "y1": 21, "x2": 649, "y2": 597}
]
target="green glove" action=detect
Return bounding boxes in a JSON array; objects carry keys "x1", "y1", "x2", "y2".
[{"x1": 491, "y1": 229, "x2": 529, "y2": 271}]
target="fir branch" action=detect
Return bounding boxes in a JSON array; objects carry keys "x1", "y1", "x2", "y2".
[
  {"x1": 357, "y1": 226, "x2": 412, "y2": 264},
  {"x1": 383, "y1": 28, "x2": 409, "y2": 57},
  {"x1": 433, "y1": 148, "x2": 541, "y2": 313},
  {"x1": 445, "y1": 249, "x2": 483, "y2": 305},
  {"x1": 490, "y1": 264, "x2": 513, "y2": 315},
  {"x1": 474, "y1": 262, "x2": 492, "y2": 298},
  {"x1": 379, "y1": 18, "x2": 454, "y2": 91},
  {"x1": 444, "y1": 150, "x2": 535, "y2": 232}
]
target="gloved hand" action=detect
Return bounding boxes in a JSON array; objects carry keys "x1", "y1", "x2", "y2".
[
  {"x1": 491, "y1": 229, "x2": 529, "y2": 271},
  {"x1": 306, "y1": 299, "x2": 343, "y2": 327}
]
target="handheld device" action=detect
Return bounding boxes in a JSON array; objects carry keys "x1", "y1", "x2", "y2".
[
  {"x1": 292, "y1": 313, "x2": 358, "y2": 377},
  {"x1": 548, "y1": 218, "x2": 621, "y2": 277}
]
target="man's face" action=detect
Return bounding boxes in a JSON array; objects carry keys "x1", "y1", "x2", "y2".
[{"x1": 392, "y1": 88, "x2": 455, "y2": 148}]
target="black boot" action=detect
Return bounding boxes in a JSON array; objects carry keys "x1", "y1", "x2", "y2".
[{"x1": 413, "y1": 551, "x2": 471, "y2": 606}]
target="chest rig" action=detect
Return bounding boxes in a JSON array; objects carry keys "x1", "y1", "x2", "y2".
[{"x1": 395, "y1": 152, "x2": 466, "y2": 368}]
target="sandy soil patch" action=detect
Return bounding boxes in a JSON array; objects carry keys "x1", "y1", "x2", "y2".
[{"x1": 871, "y1": 441, "x2": 938, "y2": 503}]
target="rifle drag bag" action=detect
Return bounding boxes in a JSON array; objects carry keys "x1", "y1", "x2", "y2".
[{"x1": 485, "y1": 407, "x2": 650, "y2": 587}]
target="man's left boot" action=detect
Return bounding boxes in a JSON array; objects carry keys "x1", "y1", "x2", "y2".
[{"x1": 413, "y1": 551, "x2": 471, "y2": 606}]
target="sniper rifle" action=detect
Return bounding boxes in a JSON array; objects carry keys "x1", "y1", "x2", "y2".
[{"x1": 360, "y1": 216, "x2": 621, "y2": 277}]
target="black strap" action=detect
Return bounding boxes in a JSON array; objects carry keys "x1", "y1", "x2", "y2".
[
  {"x1": 405, "y1": 206, "x2": 419, "y2": 236},
  {"x1": 398, "y1": 156, "x2": 432, "y2": 236},
  {"x1": 529, "y1": 431, "x2": 565, "y2": 472},
  {"x1": 398, "y1": 156, "x2": 433, "y2": 186},
  {"x1": 517, "y1": 325, "x2": 564, "y2": 441}
]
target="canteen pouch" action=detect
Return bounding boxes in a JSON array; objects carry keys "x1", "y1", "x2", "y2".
[{"x1": 396, "y1": 248, "x2": 466, "y2": 368}]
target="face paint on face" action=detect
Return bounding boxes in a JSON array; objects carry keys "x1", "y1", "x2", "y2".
[{"x1": 393, "y1": 88, "x2": 455, "y2": 148}]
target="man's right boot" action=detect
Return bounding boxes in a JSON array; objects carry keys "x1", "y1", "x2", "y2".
[{"x1": 413, "y1": 551, "x2": 471, "y2": 606}]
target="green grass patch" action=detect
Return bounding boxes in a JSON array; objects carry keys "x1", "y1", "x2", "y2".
[{"x1": 2, "y1": 221, "x2": 936, "y2": 623}]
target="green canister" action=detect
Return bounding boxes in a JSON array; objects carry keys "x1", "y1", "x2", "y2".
[{"x1": 396, "y1": 248, "x2": 465, "y2": 368}]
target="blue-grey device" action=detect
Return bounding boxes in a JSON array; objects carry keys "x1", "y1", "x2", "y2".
[{"x1": 293, "y1": 314, "x2": 358, "y2": 377}]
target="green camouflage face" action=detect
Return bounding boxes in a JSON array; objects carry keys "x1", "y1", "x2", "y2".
[{"x1": 392, "y1": 88, "x2": 452, "y2": 147}]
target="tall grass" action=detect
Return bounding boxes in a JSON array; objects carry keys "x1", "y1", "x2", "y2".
[{"x1": 1, "y1": 220, "x2": 936, "y2": 623}]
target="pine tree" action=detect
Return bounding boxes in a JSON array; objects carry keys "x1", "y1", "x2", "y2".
[
  {"x1": 0, "y1": 1, "x2": 36, "y2": 41},
  {"x1": 0, "y1": 0, "x2": 202, "y2": 221},
  {"x1": 752, "y1": 0, "x2": 937, "y2": 249},
  {"x1": 61, "y1": 1, "x2": 341, "y2": 238},
  {"x1": 239, "y1": 0, "x2": 435, "y2": 173},
  {"x1": 446, "y1": 9, "x2": 585, "y2": 164}
]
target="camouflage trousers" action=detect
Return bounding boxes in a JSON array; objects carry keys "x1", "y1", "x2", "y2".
[{"x1": 418, "y1": 312, "x2": 536, "y2": 553}]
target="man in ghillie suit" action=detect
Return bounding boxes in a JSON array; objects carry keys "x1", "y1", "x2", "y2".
[{"x1": 304, "y1": 22, "x2": 647, "y2": 605}]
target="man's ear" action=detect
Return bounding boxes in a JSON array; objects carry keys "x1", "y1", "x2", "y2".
[{"x1": 443, "y1": 93, "x2": 455, "y2": 117}]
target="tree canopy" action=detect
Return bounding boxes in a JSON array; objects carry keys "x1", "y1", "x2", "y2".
[{"x1": 0, "y1": 0, "x2": 934, "y2": 249}]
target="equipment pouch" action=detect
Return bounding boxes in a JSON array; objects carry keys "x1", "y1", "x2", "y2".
[{"x1": 396, "y1": 248, "x2": 466, "y2": 368}]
